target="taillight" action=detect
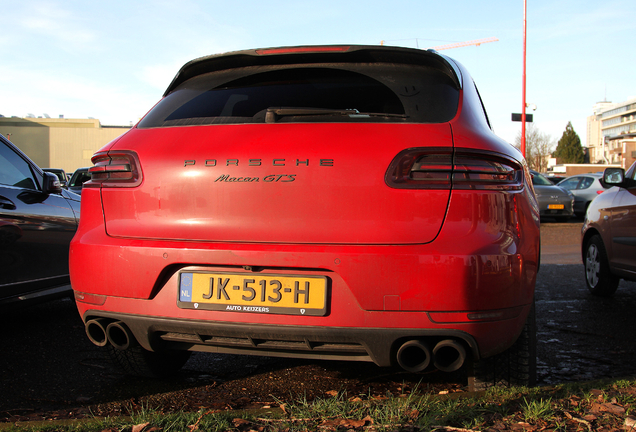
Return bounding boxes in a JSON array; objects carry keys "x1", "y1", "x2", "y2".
[
  {"x1": 86, "y1": 151, "x2": 142, "y2": 188},
  {"x1": 385, "y1": 147, "x2": 523, "y2": 191}
]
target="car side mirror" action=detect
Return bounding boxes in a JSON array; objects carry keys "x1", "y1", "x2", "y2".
[
  {"x1": 42, "y1": 172, "x2": 63, "y2": 194},
  {"x1": 604, "y1": 167, "x2": 624, "y2": 184}
]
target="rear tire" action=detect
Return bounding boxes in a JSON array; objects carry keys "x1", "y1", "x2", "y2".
[
  {"x1": 470, "y1": 301, "x2": 536, "y2": 390},
  {"x1": 584, "y1": 235, "x2": 619, "y2": 297},
  {"x1": 107, "y1": 342, "x2": 191, "y2": 378}
]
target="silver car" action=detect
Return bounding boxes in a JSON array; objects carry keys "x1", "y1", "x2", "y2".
[
  {"x1": 556, "y1": 173, "x2": 607, "y2": 217},
  {"x1": 530, "y1": 170, "x2": 574, "y2": 222},
  {"x1": 582, "y1": 164, "x2": 636, "y2": 296}
]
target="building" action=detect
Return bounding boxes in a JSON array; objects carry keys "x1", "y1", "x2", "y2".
[
  {"x1": 546, "y1": 162, "x2": 620, "y2": 176},
  {"x1": 0, "y1": 116, "x2": 131, "y2": 173},
  {"x1": 586, "y1": 98, "x2": 636, "y2": 169}
]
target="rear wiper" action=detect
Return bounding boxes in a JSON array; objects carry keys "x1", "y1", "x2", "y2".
[
  {"x1": 265, "y1": 107, "x2": 359, "y2": 123},
  {"x1": 351, "y1": 112, "x2": 409, "y2": 119}
]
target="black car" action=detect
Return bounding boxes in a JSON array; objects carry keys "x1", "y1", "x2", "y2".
[
  {"x1": 43, "y1": 168, "x2": 69, "y2": 188},
  {"x1": 545, "y1": 175, "x2": 567, "y2": 184},
  {"x1": 67, "y1": 167, "x2": 91, "y2": 195},
  {"x1": 530, "y1": 170, "x2": 574, "y2": 222},
  {"x1": 0, "y1": 134, "x2": 80, "y2": 306}
]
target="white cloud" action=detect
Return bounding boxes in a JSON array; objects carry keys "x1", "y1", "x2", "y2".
[
  {"x1": 18, "y1": 2, "x2": 96, "y2": 48},
  {"x1": 140, "y1": 63, "x2": 184, "y2": 92}
]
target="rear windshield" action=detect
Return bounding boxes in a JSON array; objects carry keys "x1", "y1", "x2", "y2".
[
  {"x1": 138, "y1": 64, "x2": 460, "y2": 128},
  {"x1": 69, "y1": 170, "x2": 91, "y2": 187},
  {"x1": 532, "y1": 172, "x2": 554, "y2": 186}
]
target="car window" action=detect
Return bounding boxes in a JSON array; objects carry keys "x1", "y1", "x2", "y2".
[
  {"x1": 139, "y1": 65, "x2": 460, "y2": 127},
  {"x1": 531, "y1": 172, "x2": 554, "y2": 186},
  {"x1": 558, "y1": 177, "x2": 580, "y2": 191},
  {"x1": 579, "y1": 177, "x2": 594, "y2": 189},
  {"x1": 46, "y1": 170, "x2": 66, "y2": 182},
  {"x1": 627, "y1": 162, "x2": 636, "y2": 181},
  {"x1": 0, "y1": 141, "x2": 39, "y2": 190},
  {"x1": 473, "y1": 82, "x2": 492, "y2": 129},
  {"x1": 69, "y1": 171, "x2": 91, "y2": 187}
]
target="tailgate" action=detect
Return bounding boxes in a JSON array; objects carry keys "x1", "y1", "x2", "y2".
[{"x1": 101, "y1": 123, "x2": 453, "y2": 245}]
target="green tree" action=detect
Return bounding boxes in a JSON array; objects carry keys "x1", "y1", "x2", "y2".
[{"x1": 553, "y1": 122, "x2": 585, "y2": 163}]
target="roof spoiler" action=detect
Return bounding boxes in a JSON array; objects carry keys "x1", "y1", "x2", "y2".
[{"x1": 163, "y1": 44, "x2": 461, "y2": 96}]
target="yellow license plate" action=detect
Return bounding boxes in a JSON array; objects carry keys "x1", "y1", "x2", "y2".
[
  {"x1": 178, "y1": 272, "x2": 328, "y2": 316},
  {"x1": 547, "y1": 204, "x2": 564, "y2": 209}
]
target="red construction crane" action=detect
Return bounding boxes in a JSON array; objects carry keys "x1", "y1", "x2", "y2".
[{"x1": 429, "y1": 37, "x2": 498, "y2": 51}]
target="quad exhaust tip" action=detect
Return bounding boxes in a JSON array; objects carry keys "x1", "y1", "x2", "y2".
[
  {"x1": 85, "y1": 318, "x2": 109, "y2": 347},
  {"x1": 433, "y1": 339, "x2": 466, "y2": 373},
  {"x1": 396, "y1": 340, "x2": 432, "y2": 372},
  {"x1": 396, "y1": 338, "x2": 466, "y2": 373},
  {"x1": 84, "y1": 319, "x2": 135, "y2": 351},
  {"x1": 85, "y1": 319, "x2": 467, "y2": 374},
  {"x1": 106, "y1": 321, "x2": 133, "y2": 351}
]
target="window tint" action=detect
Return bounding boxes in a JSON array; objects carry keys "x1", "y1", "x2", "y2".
[
  {"x1": 473, "y1": 82, "x2": 492, "y2": 129},
  {"x1": 558, "y1": 177, "x2": 580, "y2": 191},
  {"x1": 531, "y1": 172, "x2": 554, "y2": 186},
  {"x1": 0, "y1": 142, "x2": 38, "y2": 190},
  {"x1": 69, "y1": 171, "x2": 91, "y2": 187},
  {"x1": 579, "y1": 177, "x2": 594, "y2": 189},
  {"x1": 139, "y1": 65, "x2": 460, "y2": 127}
]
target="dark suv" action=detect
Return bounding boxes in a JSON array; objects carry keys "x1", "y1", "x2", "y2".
[{"x1": 0, "y1": 134, "x2": 80, "y2": 306}]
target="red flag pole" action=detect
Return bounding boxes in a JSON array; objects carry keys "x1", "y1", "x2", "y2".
[{"x1": 521, "y1": 0, "x2": 527, "y2": 158}]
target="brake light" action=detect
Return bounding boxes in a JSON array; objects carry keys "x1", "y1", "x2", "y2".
[
  {"x1": 255, "y1": 46, "x2": 350, "y2": 55},
  {"x1": 385, "y1": 148, "x2": 523, "y2": 191},
  {"x1": 87, "y1": 151, "x2": 142, "y2": 188}
]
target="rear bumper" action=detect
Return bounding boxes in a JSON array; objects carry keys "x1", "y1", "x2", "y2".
[
  {"x1": 70, "y1": 187, "x2": 540, "y2": 362},
  {"x1": 77, "y1": 308, "x2": 534, "y2": 365},
  {"x1": 74, "y1": 252, "x2": 533, "y2": 360}
]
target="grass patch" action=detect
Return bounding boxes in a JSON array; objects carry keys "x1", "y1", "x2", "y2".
[
  {"x1": 2, "y1": 378, "x2": 636, "y2": 431},
  {"x1": 521, "y1": 397, "x2": 554, "y2": 422}
]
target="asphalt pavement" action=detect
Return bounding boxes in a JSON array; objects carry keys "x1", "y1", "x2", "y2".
[
  {"x1": 1, "y1": 218, "x2": 635, "y2": 422},
  {"x1": 536, "y1": 219, "x2": 636, "y2": 384},
  {"x1": 539, "y1": 219, "x2": 582, "y2": 265}
]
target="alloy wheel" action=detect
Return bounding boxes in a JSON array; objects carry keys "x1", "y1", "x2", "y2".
[{"x1": 586, "y1": 243, "x2": 600, "y2": 288}]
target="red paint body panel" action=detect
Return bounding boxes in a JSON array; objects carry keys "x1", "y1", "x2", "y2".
[
  {"x1": 70, "y1": 45, "x2": 540, "y2": 368},
  {"x1": 71, "y1": 179, "x2": 539, "y2": 360},
  {"x1": 100, "y1": 124, "x2": 453, "y2": 244}
]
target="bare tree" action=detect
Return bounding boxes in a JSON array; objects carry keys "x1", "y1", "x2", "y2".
[{"x1": 515, "y1": 124, "x2": 555, "y2": 172}]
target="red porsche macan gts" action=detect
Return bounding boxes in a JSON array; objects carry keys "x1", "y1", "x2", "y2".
[{"x1": 70, "y1": 45, "x2": 540, "y2": 387}]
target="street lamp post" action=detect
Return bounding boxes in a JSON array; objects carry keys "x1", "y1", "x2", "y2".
[{"x1": 521, "y1": 0, "x2": 527, "y2": 158}]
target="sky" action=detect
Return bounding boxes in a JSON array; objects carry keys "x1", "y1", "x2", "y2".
[{"x1": 1, "y1": 0, "x2": 634, "y2": 149}]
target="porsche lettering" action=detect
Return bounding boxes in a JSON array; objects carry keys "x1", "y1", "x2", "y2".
[{"x1": 184, "y1": 159, "x2": 333, "y2": 167}]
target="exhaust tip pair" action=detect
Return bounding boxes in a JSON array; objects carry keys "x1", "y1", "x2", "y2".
[
  {"x1": 396, "y1": 339, "x2": 467, "y2": 373},
  {"x1": 85, "y1": 318, "x2": 132, "y2": 350}
]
